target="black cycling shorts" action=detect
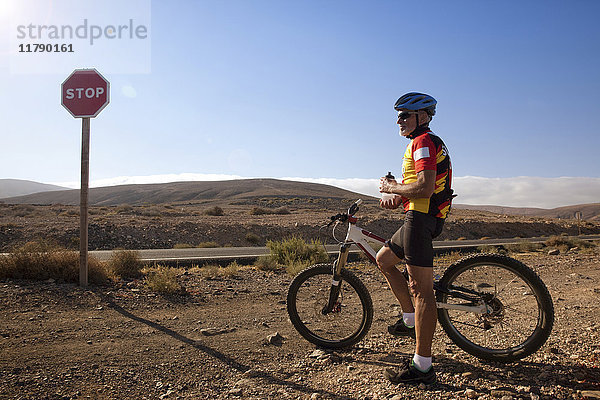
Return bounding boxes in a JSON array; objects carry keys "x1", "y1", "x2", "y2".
[{"x1": 384, "y1": 210, "x2": 445, "y2": 267}]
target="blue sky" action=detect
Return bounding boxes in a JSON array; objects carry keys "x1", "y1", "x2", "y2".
[{"x1": 1, "y1": 0, "x2": 599, "y2": 208}]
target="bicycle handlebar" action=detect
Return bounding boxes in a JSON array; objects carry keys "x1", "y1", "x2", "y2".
[{"x1": 327, "y1": 199, "x2": 362, "y2": 226}]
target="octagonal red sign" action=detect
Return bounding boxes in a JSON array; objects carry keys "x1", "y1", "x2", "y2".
[{"x1": 61, "y1": 69, "x2": 110, "y2": 118}]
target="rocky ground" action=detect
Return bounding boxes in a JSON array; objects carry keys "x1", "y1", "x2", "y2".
[
  {"x1": 1, "y1": 249, "x2": 600, "y2": 400},
  {"x1": 1, "y1": 203, "x2": 599, "y2": 251}
]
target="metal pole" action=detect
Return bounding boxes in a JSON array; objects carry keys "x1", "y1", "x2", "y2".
[{"x1": 80, "y1": 117, "x2": 90, "y2": 287}]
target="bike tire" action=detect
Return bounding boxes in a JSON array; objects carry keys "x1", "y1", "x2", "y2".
[
  {"x1": 287, "y1": 264, "x2": 373, "y2": 348},
  {"x1": 436, "y1": 253, "x2": 554, "y2": 362}
]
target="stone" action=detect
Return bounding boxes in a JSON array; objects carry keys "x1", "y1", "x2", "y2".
[
  {"x1": 200, "y1": 328, "x2": 220, "y2": 336},
  {"x1": 465, "y1": 389, "x2": 478, "y2": 398},
  {"x1": 548, "y1": 249, "x2": 560, "y2": 256},
  {"x1": 309, "y1": 349, "x2": 328, "y2": 358},
  {"x1": 266, "y1": 332, "x2": 284, "y2": 345}
]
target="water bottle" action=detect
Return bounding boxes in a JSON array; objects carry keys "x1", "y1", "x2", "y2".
[{"x1": 381, "y1": 172, "x2": 397, "y2": 201}]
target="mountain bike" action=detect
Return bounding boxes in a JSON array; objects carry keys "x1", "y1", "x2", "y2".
[{"x1": 286, "y1": 200, "x2": 554, "y2": 362}]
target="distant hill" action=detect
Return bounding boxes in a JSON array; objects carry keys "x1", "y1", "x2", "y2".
[
  {"x1": 0, "y1": 179, "x2": 67, "y2": 199},
  {"x1": 0, "y1": 179, "x2": 376, "y2": 207},
  {"x1": 2, "y1": 179, "x2": 598, "y2": 221},
  {"x1": 453, "y1": 203, "x2": 600, "y2": 221}
]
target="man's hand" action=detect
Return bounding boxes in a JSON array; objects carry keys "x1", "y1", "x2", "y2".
[
  {"x1": 379, "y1": 176, "x2": 402, "y2": 209},
  {"x1": 379, "y1": 196, "x2": 402, "y2": 209},
  {"x1": 379, "y1": 176, "x2": 397, "y2": 194}
]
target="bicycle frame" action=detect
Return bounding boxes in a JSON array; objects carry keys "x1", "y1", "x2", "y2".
[{"x1": 330, "y1": 215, "x2": 489, "y2": 315}]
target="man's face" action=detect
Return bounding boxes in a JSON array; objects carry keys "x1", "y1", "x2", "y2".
[{"x1": 397, "y1": 109, "x2": 418, "y2": 137}]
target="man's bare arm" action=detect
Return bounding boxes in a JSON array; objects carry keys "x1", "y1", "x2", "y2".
[{"x1": 382, "y1": 170, "x2": 436, "y2": 199}]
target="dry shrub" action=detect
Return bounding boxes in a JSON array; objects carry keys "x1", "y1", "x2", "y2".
[
  {"x1": 476, "y1": 245, "x2": 506, "y2": 255},
  {"x1": 0, "y1": 240, "x2": 108, "y2": 284},
  {"x1": 197, "y1": 241, "x2": 219, "y2": 248},
  {"x1": 250, "y1": 206, "x2": 291, "y2": 215},
  {"x1": 139, "y1": 207, "x2": 163, "y2": 217},
  {"x1": 200, "y1": 262, "x2": 239, "y2": 279},
  {"x1": 108, "y1": 249, "x2": 142, "y2": 279},
  {"x1": 13, "y1": 205, "x2": 36, "y2": 217},
  {"x1": 504, "y1": 241, "x2": 543, "y2": 253},
  {"x1": 266, "y1": 237, "x2": 329, "y2": 276},
  {"x1": 545, "y1": 236, "x2": 595, "y2": 253},
  {"x1": 250, "y1": 207, "x2": 270, "y2": 215},
  {"x1": 204, "y1": 206, "x2": 224, "y2": 216},
  {"x1": 254, "y1": 255, "x2": 279, "y2": 271},
  {"x1": 114, "y1": 204, "x2": 134, "y2": 214},
  {"x1": 245, "y1": 233, "x2": 261, "y2": 245},
  {"x1": 144, "y1": 266, "x2": 182, "y2": 294},
  {"x1": 434, "y1": 251, "x2": 465, "y2": 266}
]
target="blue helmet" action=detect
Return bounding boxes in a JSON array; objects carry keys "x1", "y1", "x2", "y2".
[{"x1": 394, "y1": 92, "x2": 437, "y2": 116}]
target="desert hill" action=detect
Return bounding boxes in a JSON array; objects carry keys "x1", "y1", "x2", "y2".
[
  {"x1": 2, "y1": 178, "x2": 599, "y2": 221},
  {"x1": 0, "y1": 179, "x2": 375, "y2": 208},
  {"x1": 0, "y1": 179, "x2": 67, "y2": 199},
  {"x1": 453, "y1": 203, "x2": 600, "y2": 221}
]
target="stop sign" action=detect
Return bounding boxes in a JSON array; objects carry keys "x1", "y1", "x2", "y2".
[{"x1": 61, "y1": 69, "x2": 110, "y2": 118}]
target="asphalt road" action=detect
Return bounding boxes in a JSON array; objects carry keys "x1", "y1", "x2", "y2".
[{"x1": 89, "y1": 235, "x2": 600, "y2": 265}]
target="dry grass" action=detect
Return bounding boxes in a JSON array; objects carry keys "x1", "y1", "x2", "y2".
[
  {"x1": 0, "y1": 240, "x2": 108, "y2": 284},
  {"x1": 200, "y1": 262, "x2": 240, "y2": 279},
  {"x1": 197, "y1": 241, "x2": 220, "y2": 248},
  {"x1": 250, "y1": 206, "x2": 291, "y2": 215},
  {"x1": 107, "y1": 249, "x2": 142, "y2": 279},
  {"x1": 143, "y1": 265, "x2": 183, "y2": 294},
  {"x1": 504, "y1": 241, "x2": 544, "y2": 253},
  {"x1": 434, "y1": 250, "x2": 467, "y2": 267},
  {"x1": 545, "y1": 236, "x2": 596, "y2": 253},
  {"x1": 254, "y1": 255, "x2": 279, "y2": 271},
  {"x1": 264, "y1": 236, "x2": 330, "y2": 276}
]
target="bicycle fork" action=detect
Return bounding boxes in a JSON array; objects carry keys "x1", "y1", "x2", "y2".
[{"x1": 322, "y1": 243, "x2": 351, "y2": 314}]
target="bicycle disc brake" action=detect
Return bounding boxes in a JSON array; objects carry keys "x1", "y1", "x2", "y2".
[{"x1": 477, "y1": 294, "x2": 505, "y2": 329}]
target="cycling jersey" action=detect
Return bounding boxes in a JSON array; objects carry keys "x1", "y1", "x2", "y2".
[{"x1": 401, "y1": 129, "x2": 453, "y2": 219}]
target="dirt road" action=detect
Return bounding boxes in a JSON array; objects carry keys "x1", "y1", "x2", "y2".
[{"x1": 1, "y1": 251, "x2": 600, "y2": 399}]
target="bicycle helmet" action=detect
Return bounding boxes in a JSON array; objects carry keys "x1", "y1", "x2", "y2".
[{"x1": 394, "y1": 92, "x2": 437, "y2": 116}]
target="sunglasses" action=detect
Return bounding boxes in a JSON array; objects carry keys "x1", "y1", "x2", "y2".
[{"x1": 397, "y1": 111, "x2": 418, "y2": 120}]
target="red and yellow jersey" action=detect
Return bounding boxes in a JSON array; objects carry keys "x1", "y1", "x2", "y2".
[{"x1": 401, "y1": 129, "x2": 453, "y2": 219}]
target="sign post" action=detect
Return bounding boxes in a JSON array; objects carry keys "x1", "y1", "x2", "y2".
[{"x1": 61, "y1": 68, "x2": 110, "y2": 287}]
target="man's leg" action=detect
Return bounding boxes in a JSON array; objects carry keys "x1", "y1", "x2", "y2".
[
  {"x1": 406, "y1": 264, "x2": 436, "y2": 357},
  {"x1": 376, "y1": 246, "x2": 414, "y2": 313}
]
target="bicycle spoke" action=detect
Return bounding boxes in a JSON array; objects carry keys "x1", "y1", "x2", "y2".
[
  {"x1": 288, "y1": 265, "x2": 372, "y2": 347},
  {"x1": 440, "y1": 258, "x2": 550, "y2": 355},
  {"x1": 493, "y1": 275, "x2": 520, "y2": 298},
  {"x1": 503, "y1": 304, "x2": 537, "y2": 317}
]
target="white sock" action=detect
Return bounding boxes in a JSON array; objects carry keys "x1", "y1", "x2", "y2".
[
  {"x1": 402, "y1": 312, "x2": 415, "y2": 327},
  {"x1": 412, "y1": 354, "x2": 432, "y2": 372}
]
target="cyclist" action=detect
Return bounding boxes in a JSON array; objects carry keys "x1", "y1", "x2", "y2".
[{"x1": 376, "y1": 92, "x2": 453, "y2": 385}]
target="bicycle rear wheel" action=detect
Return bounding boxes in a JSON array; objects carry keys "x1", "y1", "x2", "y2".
[
  {"x1": 287, "y1": 264, "x2": 373, "y2": 348},
  {"x1": 436, "y1": 254, "x2": 554, "y2": 362}
]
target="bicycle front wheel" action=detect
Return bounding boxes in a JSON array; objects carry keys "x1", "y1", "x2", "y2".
[
  {"x1": 436, "y1": 254, "x2": 554, "y2": 362},
  {"x1": 287, "y1": 264, "x2": 373, "y2": 348}
]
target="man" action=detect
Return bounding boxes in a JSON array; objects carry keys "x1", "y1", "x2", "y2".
[{"x1": 376, "y1": 92, "x2": 453, "y2": 385}]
